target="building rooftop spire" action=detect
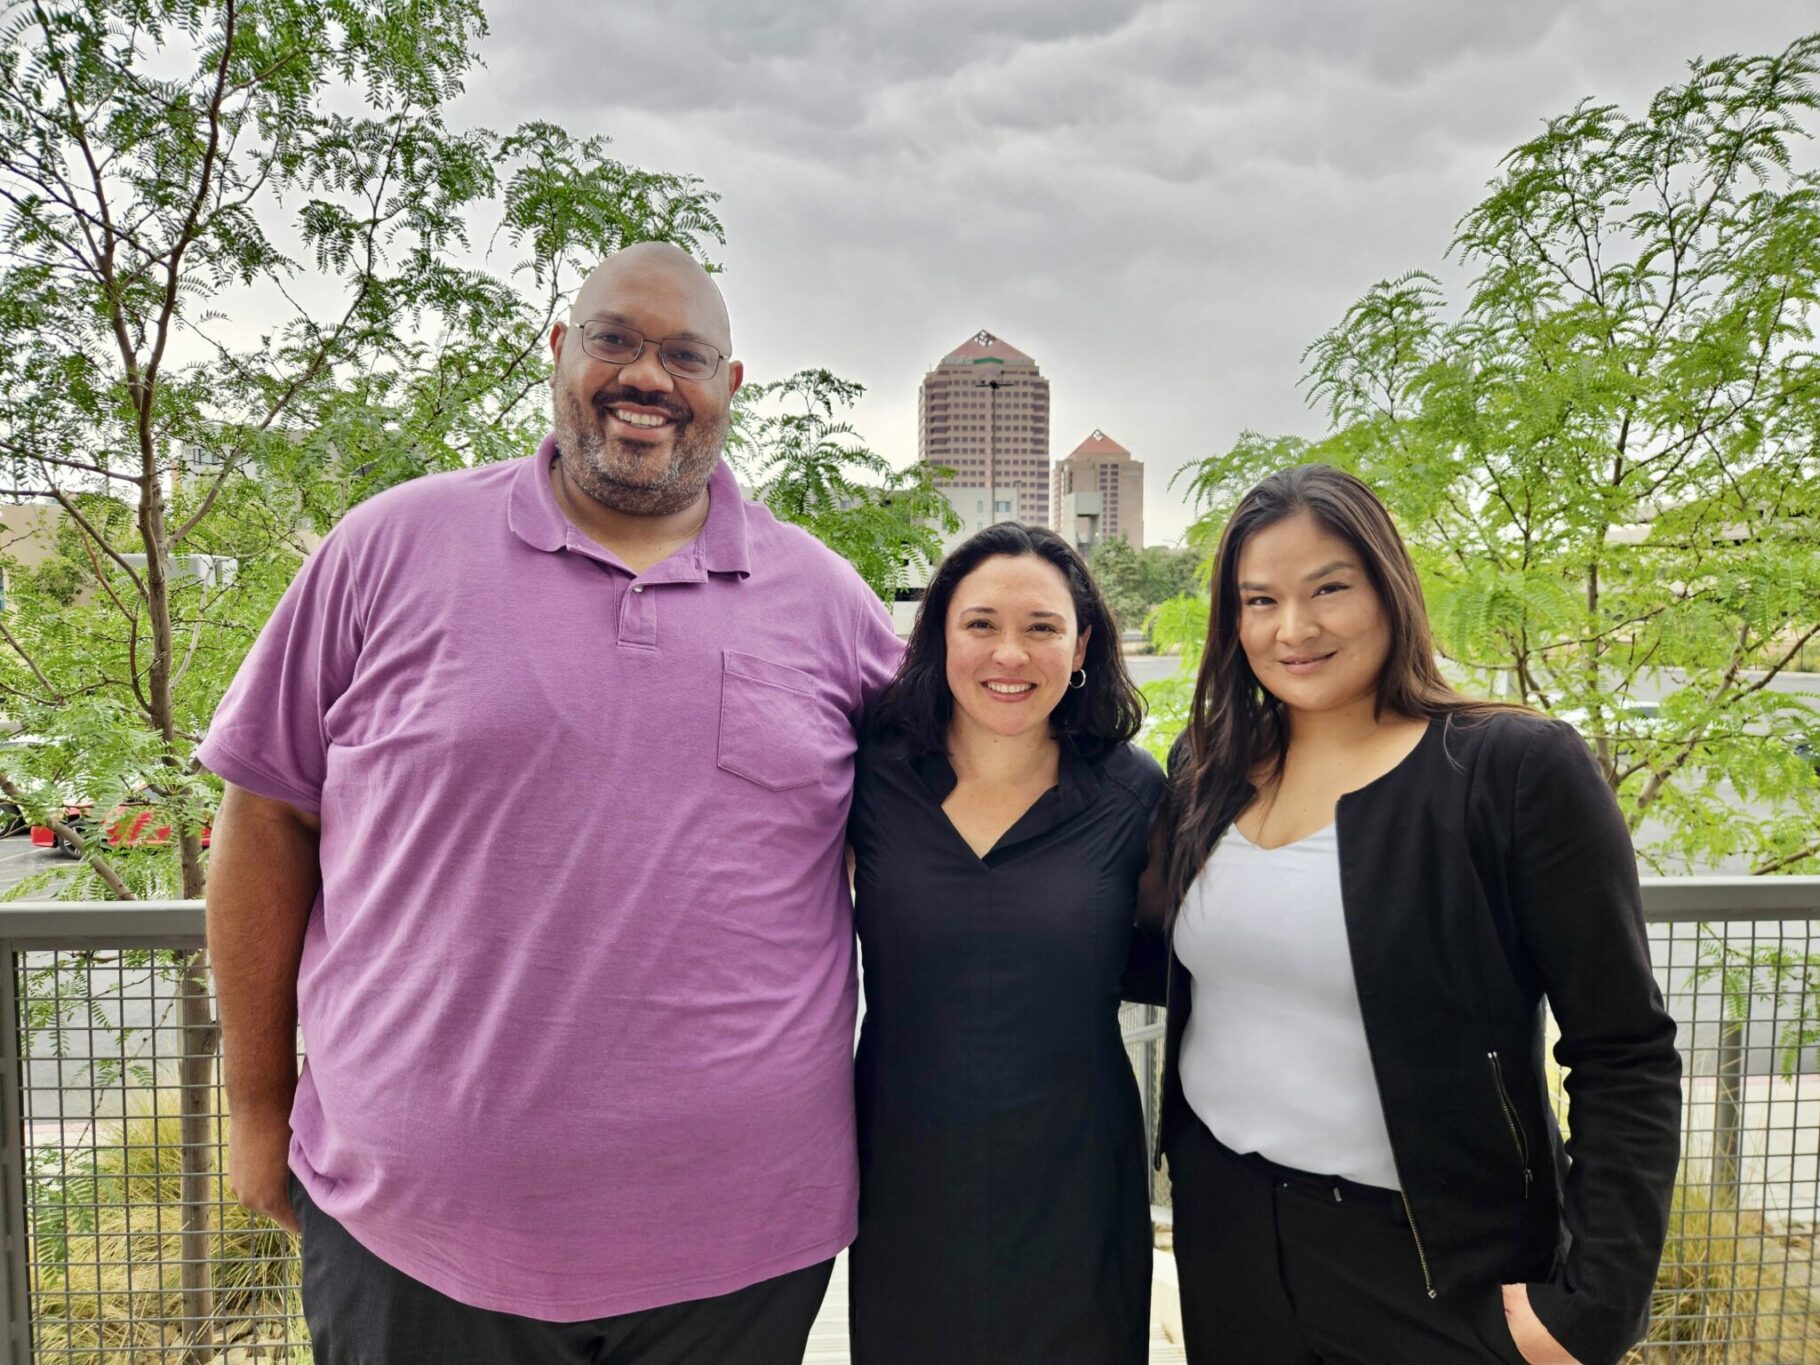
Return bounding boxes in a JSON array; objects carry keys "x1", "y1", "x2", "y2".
[
  {"x1": 1068, "y1": 430, "x2": 1131, "y2": 457},
  {"x1": 943, "y1": 330, "x2": 1035, "y2": 365}
]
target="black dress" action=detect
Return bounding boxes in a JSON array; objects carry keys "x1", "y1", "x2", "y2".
[{"x1": 847, "y1": 732, "x2": 1164, "y2": 1365}]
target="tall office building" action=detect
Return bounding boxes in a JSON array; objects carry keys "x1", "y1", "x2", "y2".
[
  {"x1": 918, "y1": 331, "x2": 1051, "y2": 548},
  {"x1": 1053, "y1": 430, "x2": 1144, "y2": 551}
]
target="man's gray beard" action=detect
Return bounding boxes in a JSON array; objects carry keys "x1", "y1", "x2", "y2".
[{"x1": 552, "y1": 387, "x2": 725, "y2": 519}]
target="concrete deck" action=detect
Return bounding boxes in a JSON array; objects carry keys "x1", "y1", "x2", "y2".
[{"x1": 803, "y1": 1251, "x2": 1189, "y2": 1363}]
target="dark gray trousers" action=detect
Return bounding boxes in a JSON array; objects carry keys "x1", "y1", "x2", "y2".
[
  {"x1": 1165, "y1": 1117, "x2": 1527, "y2": 1365},
  {"x1": 293, "y1": 1176, "x2": 835, "y2": 1365}
]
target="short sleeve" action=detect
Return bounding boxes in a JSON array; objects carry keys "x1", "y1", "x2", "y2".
[
  {"x1": 196, "y1": 528, "x2": 366, "y2": 814},
  {"x1": 850, "y1": 586, "x2": 904, "y2": 719}
]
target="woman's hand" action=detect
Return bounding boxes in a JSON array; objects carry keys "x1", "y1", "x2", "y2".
[{"x1": 1500, "y1": 1283, "x2": 1580, "y2": 1364}]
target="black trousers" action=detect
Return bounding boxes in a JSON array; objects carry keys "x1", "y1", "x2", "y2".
[
  {"x1": 293, "y1": 1176, "x2": 835, "y2": 1365},
  {"x1": 1165, "y1": 1117, "x2": 1526, "y2": 1365}
]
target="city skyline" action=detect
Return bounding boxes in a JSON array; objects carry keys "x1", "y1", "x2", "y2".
[
  {"x1": 474, "y1": 4, "x2": 1816, "y2": 547},
  {"x1": 916, "y1": 331, "x2": 1147, "y2": 554}
]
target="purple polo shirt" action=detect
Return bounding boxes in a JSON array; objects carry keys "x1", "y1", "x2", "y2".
[{"x1": 199, "y1": 437, "x2": 901, "y2": 1320}]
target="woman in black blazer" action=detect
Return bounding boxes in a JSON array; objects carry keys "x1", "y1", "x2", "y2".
[{"x1": 1140, "y1": 465, "x2": 1681, "y2": 1365}]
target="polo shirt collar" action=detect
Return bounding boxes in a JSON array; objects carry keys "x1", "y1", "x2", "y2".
[
  {"x1": 694, "y1": 460, "x2": 751, "y2": 575},
  {"x1": 508, "y1": 432, "x2": 752, "y2": 577}
]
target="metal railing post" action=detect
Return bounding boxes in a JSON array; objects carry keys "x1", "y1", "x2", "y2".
[{"x1": 0, "y1": 945, "x2": 34, "y2": 1365}]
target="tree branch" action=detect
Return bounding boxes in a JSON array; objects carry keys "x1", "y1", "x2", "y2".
[
  {"x1": 1753, "y1": 839, "x2": 1820, "y2": 876},
  {"x1": 49, "y1": 488, "x2": 145, "y2": 593},
  {"x1": 1736, "y1": 623, "x2": 1820, "y2": 699},
  {"x1": 0, "y1": 617, "x2": 64, "y2": 703},
  {"x1": 9, "y1": 447, "x2": 145, "y2": 483},
  {"x1": 140, "y1": 0, "x2": 237, "y2": 398},
  {"x1": 28, "y1": 0, "x2": 145, "y2": 406},
  {"x1": 0, "y1": 771, "x2": 134, "y2": 900},
  {"x1": 1632, "y1": 620, "x2": 1757, "y2": 814}
]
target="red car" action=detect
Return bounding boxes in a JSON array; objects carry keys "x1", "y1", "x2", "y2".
[{"x1": 31, "y1": 803, "x2": 212, "y2": 857}]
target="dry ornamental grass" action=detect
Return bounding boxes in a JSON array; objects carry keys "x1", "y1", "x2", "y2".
[{"x1": 28, "y1": 1107, "x2": 307, "y2": 1365}]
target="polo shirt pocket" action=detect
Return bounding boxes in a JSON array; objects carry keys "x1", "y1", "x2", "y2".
[{"x1": 718, "y1": 650, "x2": 829, "y2": 792}]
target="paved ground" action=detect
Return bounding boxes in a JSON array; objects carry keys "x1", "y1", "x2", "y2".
[
  {"x1": 804, "y1": 1251, "x2": 1189, "y2": 1363},
  {"x1": 0, "y1": 828, "x2": 62, "y2": 894},
  {"x1": 1124, "y1": 652, "x2": 1178, "y2": 686}
]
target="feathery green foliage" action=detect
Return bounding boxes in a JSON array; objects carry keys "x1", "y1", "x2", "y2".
[
  {"x1": 731, "y1": 368, "x2": 958, "y2": 599},
  {"x1": 0, "y1": 0, "x2": 723, "y2": 901},
  {"x1": 1086, "y1": 536, "x2": 1199, "y2": 641},
  {"x1": 1152, "y1": 35, "x2": 1820, "y2": 876}
]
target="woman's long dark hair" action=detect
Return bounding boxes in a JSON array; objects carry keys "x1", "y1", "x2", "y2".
[
  {"x1": 1162, "y1": 464, "x2": 1514, "y2": 910},
  {"x1": 874, "y1": 523, "x2": 1145, "y2": 754}
]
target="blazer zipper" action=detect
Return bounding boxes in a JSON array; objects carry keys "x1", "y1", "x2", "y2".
[
  {"x1": 1397, "y1": 1186, "x2": 1437, "y2": 1300},
  {"x1": 1488, "y1": 1050, "x2": 1533, "y2": 1199}
]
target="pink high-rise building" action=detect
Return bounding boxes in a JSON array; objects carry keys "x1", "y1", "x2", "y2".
[
  {"x1": 1053, "y1": 430, "x2": 1144, "y2": 551},
  {"x1": 918, "y1": 331, "x2": 1051, "y2": 538}
]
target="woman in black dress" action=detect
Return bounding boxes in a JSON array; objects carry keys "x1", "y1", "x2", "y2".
[{"x1": 847, "y1": 522, "x2": 1162, "y2": 1365}]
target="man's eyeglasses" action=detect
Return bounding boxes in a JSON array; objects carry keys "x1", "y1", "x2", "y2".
[{"x1": 575, "y1": 321, "x2": 726, "y2": 382}]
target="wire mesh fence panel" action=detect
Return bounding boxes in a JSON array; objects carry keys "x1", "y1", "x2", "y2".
[
  {"x1": 10, "y1": 942, "x2": 307, "y2": 1365},
  {"x1": 1616, "y1": 917, "x2": 1820, "y2": 1364},
  {"x1": 3, "y1": 895, "x2": 1818, "y2": 1363}
]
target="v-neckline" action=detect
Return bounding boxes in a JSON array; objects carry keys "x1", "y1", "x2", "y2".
[
  {"x1": 908, "y1": 740, "x2": 1097, "y2": 870},
  {"x1": 938, "y1": 782, "x2": 1060, "y2": 864}
]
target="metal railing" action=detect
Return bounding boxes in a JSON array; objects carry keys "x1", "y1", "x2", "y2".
[
  {"x1": 0, "y1": 904, "x2": 290, "y2": 1365},
  {"x1": 0, "y1": 881, "x2": 1816, "y2": 1363},
  {"x1": 1632, "y1": 878, "x2": 1820, "y2": 1361}
]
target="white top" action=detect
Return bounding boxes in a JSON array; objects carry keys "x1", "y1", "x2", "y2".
[{"x1": 1174, "y1": 822, "x2": 1402, "y2": 1190}]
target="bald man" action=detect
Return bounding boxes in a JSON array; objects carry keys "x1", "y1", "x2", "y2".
[{"x1": 203, "y1": 242, "x2": 902, "y2": 1364}]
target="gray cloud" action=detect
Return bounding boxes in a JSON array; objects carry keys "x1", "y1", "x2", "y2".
[{"x1": 467, "y1": 0, "x2": 1817, "y2": 544}]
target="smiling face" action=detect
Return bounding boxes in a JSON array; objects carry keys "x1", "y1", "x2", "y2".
[
  {"x1": 1233, "y1": 510, "x2": 1391, "y2": 722},
  {"x1": 548, "y1": 244, "x2": 743, "y2": 519},
  {"x1": 944, "y1": 553, "x2": 1090, "y2": 746}
]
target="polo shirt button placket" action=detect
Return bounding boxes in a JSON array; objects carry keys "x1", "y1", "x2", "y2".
[{"x1": 619, "y1": 578, "x2": 659, "y2": 649}]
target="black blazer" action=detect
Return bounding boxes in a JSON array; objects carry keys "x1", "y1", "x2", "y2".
[{"x1": 1135, "y1": 711, "x2": 1681, "y2": 1365}]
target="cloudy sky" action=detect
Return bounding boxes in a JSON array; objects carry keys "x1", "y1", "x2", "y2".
[{"x1": 457, "y1": 2, "x2": 1815, "y2": 545}]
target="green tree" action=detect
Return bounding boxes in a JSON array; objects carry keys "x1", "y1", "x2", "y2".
[
  {"x1": 1087, "y1": 535, "x2": 1200, "y2": 638},
  {"x1": 0, "y1": 0, "x2": 723, "y2": 889},
  {"x1": 1088, "y1": 534, "x2": 1143, "y2": 634},
  {"x1": 0, "y1": 0, "x2": 718, "y2": 1348},
  {"x1": 1155, "y1": 36, "x2": 1820, "y2": 876},
  {"x1": 732, "y1": 368, "x2": 958, "y2": 598}
]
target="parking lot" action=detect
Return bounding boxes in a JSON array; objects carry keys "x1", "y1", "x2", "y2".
[{"x1": 0, "y1": 829, "x2": 73, "y2": 896}]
